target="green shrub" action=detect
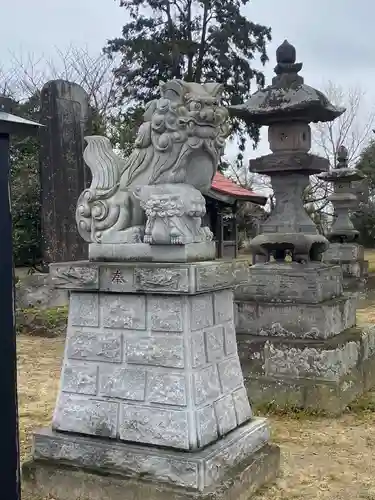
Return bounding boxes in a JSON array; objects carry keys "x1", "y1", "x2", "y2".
[{"x1": 16, "y1": 305, "x2": 68, "y2": 337}]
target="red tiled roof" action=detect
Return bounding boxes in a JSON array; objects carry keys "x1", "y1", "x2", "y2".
[{"x1": 211, "y1": 172, "x2": 267, "y2": 205}]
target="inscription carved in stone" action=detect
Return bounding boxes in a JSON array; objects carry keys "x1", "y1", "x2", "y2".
[
  {"x1": 62, "y1": 364, "x2": 98, "y2": 395},
  {"x1": 223, "y1": 323, "x2": 237, "y2": 356},
  {"x1": 205, "y1": 326, "x2": 225, "y2": 362},
  {"x1": 101, "y1": 294, "x2": 146, "y2": 330},
  {"x1": 214, "y1": 395, "x2": 237, "y2": 435},
  {"x1": 190, "y1": 294, "x2": 214, "y2": 331},
  {"x1": 193, "y1": 365, "x2": 221, "y2": 405},
  {"x1": 69, "y1": 292, "x2": 99, "y2": 327},
  {"x1": 119, "y1": 406, "x2": 189, "y2": 449},
  {"x1": 53, "y1": 394, "x2": 118, "y2": 438},
  {"x1": 99, "y1": 367, "x2": 146, "y2": 401},
  {"x1": 191, "y1": 332, "x2": 206, "y2": 368},
  {"x1": 149, "y1": 297, "x2": 183, "y2": 332},
  {"x1": 218, "y1": 358, "x2": 243, "y2": 393},
  {"x1": 100, "y1": 266, "x2": 134, "y2": 292},
  {"x1": 111, "y1": 270, "x2": 125, "y2": 284},
  {"x1": 127, "y1": 338, "x2": 184, "y2": 368},
  {"x1": 147, "y1": 373, "x2": 187, "y2": 406},
  {"x1": 196, "y1": 405, "x2": 218, "y2": 447},
  {"x1": 51, "y1": 265, "x2": 98, "y2": 289},
  {"x1": 134, "y1": 268, "x2": 189, "y2": 292},
  {"x1": 195, "y1": 263, "x2": 234, "y2": 291},
  {"x1": 233, "y1": 387, "x2": 253, "y2": 424},
  {"x1": 67, "y1": 331, "x2": 122, "y2": 363},
  {"x1": 214, "y1": 290, "x2": 233, "y2": 323}
]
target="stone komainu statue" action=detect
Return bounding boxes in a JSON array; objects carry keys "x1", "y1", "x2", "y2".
[{"x1": 76, "y1": 80, "x2": 229, "y2": 245}]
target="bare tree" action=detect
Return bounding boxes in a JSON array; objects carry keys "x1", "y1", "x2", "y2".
[
  {"x1": 4, "y1": 45, "x2": 121, "y2": 117},
  {"x1": 312, "y1": 81, "x2": 375, "y2": 167}
]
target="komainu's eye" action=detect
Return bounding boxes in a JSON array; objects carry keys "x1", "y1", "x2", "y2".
[{"x1": 189, "y1": 101, "x2": 202, "y2": 111}]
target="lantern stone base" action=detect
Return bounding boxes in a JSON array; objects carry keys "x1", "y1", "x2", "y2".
[
  {"x1": 235, "y1": 262, "x2": 343, "y2": 304},
  {"x1": 23, "y1": 420, "x2": 280, "y2": 500},
  {"x1": 233, "y1": 262, "x2": 375, "y2": 414},
  {"x1": 237, "y1": 325, "x2": 375, "y2": 415},
  {"x1": 235, "y1": 295, "x2": 357, "y2": 340},
  {"x1": 323, "y1": 243, "x2": 368, "y2": 289}
]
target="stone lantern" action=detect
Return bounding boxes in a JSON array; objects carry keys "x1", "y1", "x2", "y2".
[
  {"x1": 229, "y1": 41, "x2": 375, "y2": 415},
  {"x1": 319, "y1": 145, "x2": 368, "y2": 287},
  {"x1": 231, "y1": 40, "x2": 345, "y2": 263}
]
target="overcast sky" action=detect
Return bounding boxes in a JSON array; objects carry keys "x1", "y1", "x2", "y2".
[{"x1": 2, "y1": 0, "x2": 374, "y2": 164}]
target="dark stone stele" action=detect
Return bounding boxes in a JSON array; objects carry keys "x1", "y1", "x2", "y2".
[{"x1": 39, "y1": 80, "x2": 91, "y2": 264}]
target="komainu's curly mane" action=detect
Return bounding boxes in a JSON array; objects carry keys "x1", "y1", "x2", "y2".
[{"x1": 120, "y1": 79, "x2": 229, "y2": 192}]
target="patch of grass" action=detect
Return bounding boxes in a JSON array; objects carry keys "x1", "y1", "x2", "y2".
[
  {"x1": 357, "y1": 307, "x2": 375, "y2": 325},
  {"x1": 365, "y1": 248, "x2": 375, "y2": 273},
  {"x1": 18, "y1": 336, "x2": 64, "y2": 456},
  {"x1": 254, "y1": 401, "x2": 328, "y2": 419},
  {"x1": 16, "y1": 305, "x2": 68, "y2": 337},
  {"x1": 254, "y1": 389, "x2": 375, "y2": 419},
  {"x1": 345, "y1": 390, "x2": 375, "y2": 414}
]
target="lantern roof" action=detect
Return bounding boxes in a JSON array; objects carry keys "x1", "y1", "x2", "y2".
[{"x1": 230, "y1": 40, "x2": 345, "y2": 126}]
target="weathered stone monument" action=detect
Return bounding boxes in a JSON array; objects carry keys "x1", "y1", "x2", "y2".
[
  {"x1": 24, "y1": 80, "x2": 279, "y2": 499},
  {"x1": 40, "y1": 80, "x2": 91, "y2": 265},
  {"x1": 231, "y1": 40, "x2": 375, "y2": 414},
  {"x1": 320, "y1": 145, "x2": 368, "y2": 288}
]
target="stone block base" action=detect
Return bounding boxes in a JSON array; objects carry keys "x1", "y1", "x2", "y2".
[
  {"x1": 341, "y1": 261, "x2": 369, "y2": 289},
  {"x1": 53, "y1": 284, "x2": 252, "y2": 451},
  {"x1": 323, "y1": 243, "x2": 368, "y2": 289},
  {"x1": 323, "y1": 242, "x2": 364, "y2": 262},
  {"x1": 235, "y1": 262, "x2": 342, "y2": 304},
  {"x1": 235, "y1": 294, "x2": 357, "y2": 339},
  {"x1": 89, "y1": 241, "x2": 216, "y2": 262},
  {"x1": 49, "y1": 259, "x2": 250, "y2": 294},
  {"x1": 237, "y1": 325, "x2": 375, "y2": 415},
  {"x1": 23, "y1": 420, "x2": 280, "y2": 500}
]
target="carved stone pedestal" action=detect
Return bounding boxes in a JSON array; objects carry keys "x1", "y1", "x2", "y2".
[
  {"x1": 24, "y1": 259, "x2": 279, "y2": 499},
  {"x1": 89, "y1": 241, "x2": 216, "y2": 262},
  {"x1": 323, "y1": 243, "x2": 368, "y2": 289},
  {"x1": 24, "y1": 423, "x2": 280, "y2": 500},
  {"x1": 234, "y1": 262, "x2": 375, "y2": 415}
]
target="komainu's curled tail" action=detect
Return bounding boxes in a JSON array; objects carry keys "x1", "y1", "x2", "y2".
[
  {"x1": 84, "y1": 135, "x2": 121, "y2": 192},
  {"x1": 76, "y1": 136, "x2": 126, "y2": 243}
]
